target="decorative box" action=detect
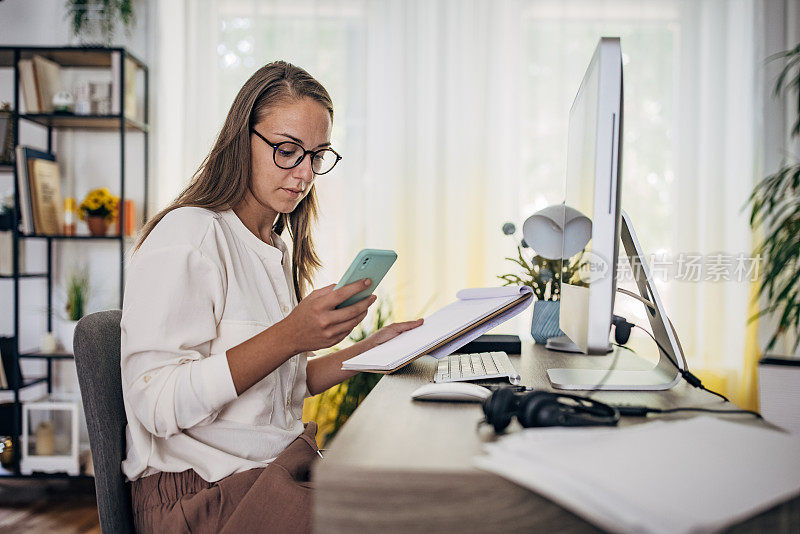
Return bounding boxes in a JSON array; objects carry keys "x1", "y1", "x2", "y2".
[
  {"x1": 20, "y1": 398, "x2": 80, "y2": 476},
  {"x1": 759, "y1": 356, "x2": 800, "y2": 434}
]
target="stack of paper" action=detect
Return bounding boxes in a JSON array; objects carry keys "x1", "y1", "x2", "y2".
[
  {"x1": 342, "y1": 286, "x2": 532, "y2": 372},
  {"x1": 474, "y1": 417, "x2": 800, "y2": 534}
]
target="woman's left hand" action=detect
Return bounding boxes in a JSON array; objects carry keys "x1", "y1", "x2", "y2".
[{"x1": 364, "y1": 318, "x2": 424, "y2": 349}]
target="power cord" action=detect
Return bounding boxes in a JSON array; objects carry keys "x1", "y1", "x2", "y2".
[
  {"x1": 616, "y1": 405, "x2": 762, "y2": 418},
  {"x1": 615, "y1": 288, "x2": 727, "y2": 399},
  {"x1": 616, "y1": 287, "x2": 687, "y2": 358},
  {"x1": 632, "y1": 323, "x2": 730, "y2": 402},
  {"x1": 613, "y1": 288, "x2": 763, "y2": 419}
]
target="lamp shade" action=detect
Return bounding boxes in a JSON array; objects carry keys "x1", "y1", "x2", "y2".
[{"x1": 522, "y1": 205, "x2": 592, "y2": 260}]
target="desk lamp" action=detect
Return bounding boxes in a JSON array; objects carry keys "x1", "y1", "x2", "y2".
[
  {"x1": 522, "y1": 205, "x2": 591, "y2": 260},
  {"x1": 522, "y1": 205, "x2": 591, "y2": 351}
]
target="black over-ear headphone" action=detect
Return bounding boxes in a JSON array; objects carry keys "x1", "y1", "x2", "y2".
[{"x1": 482, "y1": 388, "x2": 620, "y2": 433}]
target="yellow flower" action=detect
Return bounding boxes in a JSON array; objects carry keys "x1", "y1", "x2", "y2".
[{"x1": 80, "y1": 188, "x2": 120, "y2": 221}]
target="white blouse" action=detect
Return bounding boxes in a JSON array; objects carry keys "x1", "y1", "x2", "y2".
[{"x1": 120, "y1": 207, "x2": 309, "y2": 483}]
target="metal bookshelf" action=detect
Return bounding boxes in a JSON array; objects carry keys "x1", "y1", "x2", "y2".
[{"x1": 0, "y1": 46, "x2": 148, "y2": 477}]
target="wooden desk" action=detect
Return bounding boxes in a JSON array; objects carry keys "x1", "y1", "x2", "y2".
[{"x1": 313, "y1": 342, "x2": 800, "y2": 533}]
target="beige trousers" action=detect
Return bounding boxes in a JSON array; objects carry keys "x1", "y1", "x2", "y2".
[{"x1": 129, "y1": 422, "x2": 320, "y2": 534}]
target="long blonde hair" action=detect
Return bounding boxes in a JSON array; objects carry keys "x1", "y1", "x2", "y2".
[{"x1": 137, "y1": 61, "x2": 332, "y2": 299}]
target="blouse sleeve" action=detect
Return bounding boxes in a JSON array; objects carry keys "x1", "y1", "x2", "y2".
[{"x1": 120, "y1": 244, "x2": 238, "y2": 439}]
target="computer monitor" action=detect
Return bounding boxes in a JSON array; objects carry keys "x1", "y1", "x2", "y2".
[
  {"x1": 546, "y1": 37, "x2": 686, "y2": 391},
  {"x1": 559, "y1": 37, "x2": 623, "y2": 355}
]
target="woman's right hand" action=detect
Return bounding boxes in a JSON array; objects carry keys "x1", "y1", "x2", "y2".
[{"x1": 281, "y1": 279, "x2": 377, "y2": 353}]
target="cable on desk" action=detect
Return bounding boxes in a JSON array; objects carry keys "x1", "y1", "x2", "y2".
[
  {"x1": 632, "y1": 324, "x2": 733, "y2": 403},
  {"x1": 615, "y1": 405, "x2": 762, "y2": 419},
  {"x1": 584, "y1": 341, "x2": 624, "y2": 396},
  {"x1": 614, "y1": 288, "x2": 762, "y2": 418}
]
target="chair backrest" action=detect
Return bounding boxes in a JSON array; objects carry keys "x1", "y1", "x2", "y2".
[{"x1": 74, "y1": 310, "x2": 134, "y2": 534}]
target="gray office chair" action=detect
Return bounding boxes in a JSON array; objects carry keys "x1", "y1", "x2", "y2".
[{"x1": 74, "y1": 310, "x2": 135, "y2": 534}]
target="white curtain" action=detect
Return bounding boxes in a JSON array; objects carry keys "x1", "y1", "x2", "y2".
[
  {"x1": 152, "y1": 0, "x2": 775, "y2": 387},
  {"x1": 671, "y1": 0, "x2": 757, "y2": 373}
]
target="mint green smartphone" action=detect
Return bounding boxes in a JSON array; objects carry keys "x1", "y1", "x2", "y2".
[{"x1": 334, "y1": 249, "x2": 397, "y2": 309}]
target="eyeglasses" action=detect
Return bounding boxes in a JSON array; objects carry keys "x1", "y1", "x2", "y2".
[{"x1": 250, "y1": 129, "x2": 342, "y2": 175}]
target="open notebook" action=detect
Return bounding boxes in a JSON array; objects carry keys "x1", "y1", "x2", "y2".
[{"x1": 342, "y1": 286, "x2": 533, "y2": 373}]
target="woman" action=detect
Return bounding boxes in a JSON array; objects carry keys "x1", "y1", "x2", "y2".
[{"x1": 121, "y1": 61, "x2": 423, "y2": 534}]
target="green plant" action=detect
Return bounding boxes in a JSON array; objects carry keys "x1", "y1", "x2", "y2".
[
  {"x1": 65, "y1": 270, "x2": 89, "y2": 321},
  {"x1": 65, "y1": 0, "x2": 135, "y2": 42},
  {"x1": 310, "y1": 299, "x2": 393, "y2": 445},
  {"x1": 497, "y1": 222, "x2": 583, "y2": 301},
  {"x1": 0, "y1": 187, "x2": 14, "y2": 230},
  {"x1": 748, "y1": 42, "x2": 800, "y2": 351}
]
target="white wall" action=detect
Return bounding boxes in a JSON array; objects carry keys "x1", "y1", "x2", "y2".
[{"x1": 0, "y1": 0, "x2": 153, "y2": 400}]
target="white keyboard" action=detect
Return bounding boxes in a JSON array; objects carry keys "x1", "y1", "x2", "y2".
[{"x1": 433, "y1": 351, "x2": 521, "y2": 385}]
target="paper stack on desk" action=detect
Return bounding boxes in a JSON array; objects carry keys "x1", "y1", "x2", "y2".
[
  {"x1": 342, "y1": 286, "x2": 533, "y2": 373},
  {"x1": 474, "y1": 416, "x2": 800, "y2": 534}
]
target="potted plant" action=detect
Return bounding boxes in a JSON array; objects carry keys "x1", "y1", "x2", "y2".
[
  {"x1": 79, "y1": 187, "x2": 119, "y2": 236},
  {"x1": 748, "y1": 42, "x2": 800, "y2": 431},
  {"x1": 304, "y1": 299, "x2": 393, "y2": 446},
  {"x1": 498, "y1": 222, "x2": 583, "y2": 344},
  {"x1": 748, "y1": 41, "x2": 800, "y2": 353},
  {"x1": 66, "y1": 0, "x2": 136, "y2": 45},
  {"x1": 0, "y1": 188, "x2": 13, "y2": 231},
  {"x1": 56, "y1": 269, "x2": 89, "y2": 353}
]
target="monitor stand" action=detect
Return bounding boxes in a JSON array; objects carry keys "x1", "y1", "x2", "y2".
[
  {"x1": 546, "y1": 210, "x2": 685, "y2": 391},
  {"x1": 545, "y1": 335, "x2": 582, "y2": 353},
  {"x1": 546, "y1": 335, "x2": 612, "y2": 353}
]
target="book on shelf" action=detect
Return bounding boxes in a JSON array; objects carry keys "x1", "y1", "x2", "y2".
[
  {"x1": 0, "y1": 231, "x2": 12, "y2": 276},
  {"x1": 111, "y1": 52, "x2": 138, "y2": 120},
  {"x1": 31, "y1": 55, "x2": 63, "y2": 114},
  {"x1": 18, "y1": 55, "x2": 65, "y2": 114},
  {"x1": 0, "y1": 337, "x2": 24, "y2": 390},
  {"x1": 14, "y1": 146, "x2": 59, "y2": 235},
  {"x1": 18, "y1": 59, "x2": 40, "y2": 113},
  {"x1": 28, "y1": 158, "x2": 64, "y2": 235},
  {"x1": 125, "y1": 56, "x2": 137, "y2": 120},
  {"x1": 15, "y1": 146, "x2": 41, "y2": 234},
  {"x1": 114, "y1": 198, "x2": 137, "y2": 236},
  {"x1": 111, "y1": 52, "x2": 120, "y2": 115},
  {"x1": 0, "y1": 345, "x2": 7, "y2": 389}
]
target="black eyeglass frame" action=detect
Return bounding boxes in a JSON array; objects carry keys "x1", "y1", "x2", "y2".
[{"x1": 250, "y1": 128, "x2": 342, "y2": 175}]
